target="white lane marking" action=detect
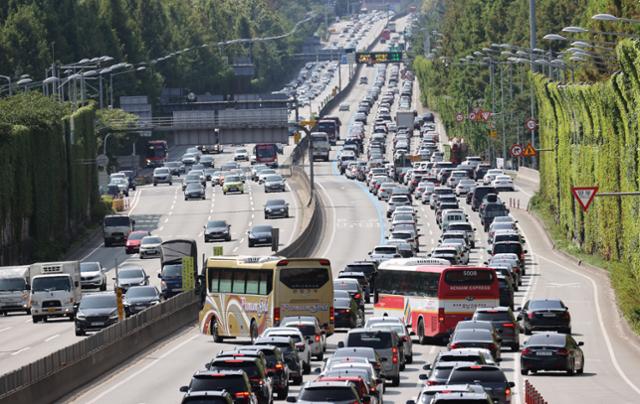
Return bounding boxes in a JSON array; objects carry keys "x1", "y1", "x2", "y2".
[
  {"x1": 163, "y1": 218, "x2": 169, "y2": 223},
  {"x1": 44, "y1": 334, "x2": 59, "y2": 342},
  {"x1": 316, "y1": 181, "x2": 337, "y2": 258},
  {"x1": 157, "y1": 226, "x2": 164, "y2": 232},
  {"x1": 0, "y1": 327, "x2": 12, "y2": 333},
  {"x1": 239, "y1": 238, "x2": 245, "y2": 243},
  {"x1": 83, "y1": 333, "x2": 200, "y2": 403},
  {"x1": 233, "y1": 246, "x2": 239, "y2": 252},
  {"x1": 11, "y1": 347, "x2": 30, "y2": 356}
]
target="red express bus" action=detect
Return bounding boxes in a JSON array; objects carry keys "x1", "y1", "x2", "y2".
[
  {"x1": 373, "y1": 258, "x2": 499, "y2": 343},
  {"x1": 254, "y1": 144, "x2": 278, "y2": 168},
  {"x1": 144, "y1": 140, "x2": 168, "y2": 167}
]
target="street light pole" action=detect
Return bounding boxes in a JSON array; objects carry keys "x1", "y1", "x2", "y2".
[
  {"x1": 0, "y1": 75, "x2": 12, "y2": 96},
  {"x1": 529, "y1": 0, "x2": 537, "y2": 167}
]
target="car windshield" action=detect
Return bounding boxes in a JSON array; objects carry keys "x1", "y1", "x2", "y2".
[
  {"x1": 80, "y1": 262, "x2": 101, "y2": 273},
  {"x1": 347, "y1": 331, "x2": 392, "y2": 349},
  {"x1": 208, "y1": 221, "x2": 227, "y2": 228},
  {"x1": 334, "y1": 297, "x2": 353, "y2": 309},
  {"x1": 474, "y1": 311, "x2": 512, "y2": 322},
  {"x1": 299, "y1": 387, "x2": 356, "y2": 401},
  {"x1": 186, "y1": 174, "x2": 200, "y2": 181},
  {"x1": 266, "y1": 200, "x2": 285, "y2": 206},
  {"x1": 186, "y1": 183, "x2": 201, "y2": 190},
  {"x1": 253, "y1": 226, "x2": 271, "y2": 233},
  {"x1": 452, "y1": 330, "x2": 493, "y2": 342},
  {"x1": 128, "y1": 232, "x2": 146, "y2": 240},
  {"x1": 120, "y1": 269, "x2": 144, "y2": 279},
  {"x1": 529, "y1": 300, "x2": 564, "y2": 310},
  {"x1": 266, "y1": 175, "x2": 282, "y2": 182},
  {"x1": 104, "y1": 216, "x2": 130, "y2": 227},
  {"x1": 0, "y1": 278, "x2": 27, "y2": 291},
  {"x1": 32, "y1": 276, "x2": 71, "y2": 292},
  {"x1": 447, "y1": 368, "x2": 507, "y2": 384},
  {"x1": 126, "y1": 287, "x2": 157, "y2": 298},
  {"x1": 142, "y1": 237, "x2": 162, "y2": 244},
  {"x1": 80, "y1": 295, "x2": 116, "y2": 309},
  {"x1": 225, "y1": 176, "x2": 241, "y2": 182},
  {"x1": 162, "y1": 264, "x2": 182, "y2": 277},
  {"x1": 526, "y1": 333, "x2": 566, "y2": 347}
]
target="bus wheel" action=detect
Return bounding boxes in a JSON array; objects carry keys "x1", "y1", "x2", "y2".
[
  {"x1": 211, "y1": 319, "x2": 222, "y2": 343},
  {"x1": 418, "y1": 319, "x2": 427, "y2": 345},
  {"x1": 249, "y1": 320, "x2": 258, "y2": 344}
]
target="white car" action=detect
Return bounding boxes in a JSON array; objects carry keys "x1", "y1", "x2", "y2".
[
  {"x1": 261, "y1": 327, "x2": 312, "y2": 374},
  {"x1": 339, "y1": 103, "x2": 350, "y2": 111},
  {"x1": 233, "y1": 148, "x2": 249, "y2": 161},
  {"x1": 139, "y1": 236, "x2": 162, "y2": 258},
  {"x1": 492, "y1": 175, "x2": 514, "y2": 191},
  {"x1": 79, "y1": 262, "x2": 107, "y2": 290},
  {"x1": 280, "y1": 317, "x2": 327, "y2": 360},
  {"x1": 483, "y1": 169, "x2": 504, "y2": 185},
  {"x1": 258, "y1": 169, "x2": 277, "y2": 184},
  {"x1": 455, "y1": 178, "x2": 477, "y2": 196}
]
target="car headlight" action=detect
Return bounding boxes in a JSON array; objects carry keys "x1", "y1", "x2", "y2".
[
  {"x1": 109, "y1": 311, "x2": 119, "y2": 319},
  {"x1": 76, "y1": 312, "x2": 86, "y2": 320}
]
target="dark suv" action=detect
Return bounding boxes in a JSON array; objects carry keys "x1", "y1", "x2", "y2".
[
  {"x1": 255, "y1": 336, "x2": 303, "y2": 385},
  {"x1": 473, "y1": 307, "x2": 521, "y2": 351},
  {"x1": 74, "y1": 292, "x2": 118, "y2": 336},
  {"x1": 343, "y1": 261, "x2": 377, "y2": 295},
  {"x1": 242, "y1": 345, "x2": 290, "y2": 400},
  {"x1": 471, "y1": 186, "x2": 497, "y2": 211},
  {"x1": 446, "y1": 365, "x2": 515, "y2": 404},
  {"x1": 180, "y1": 370, "x2": 257, "y2": 404},
  {"x1": 205, "y1": 357, "x2": 272, "y2": 404}
]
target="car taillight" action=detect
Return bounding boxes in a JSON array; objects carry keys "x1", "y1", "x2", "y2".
[
  {"x1": 438, "y1": 307, "x2": 445, "y2": 323},
  {"x1": 235, "y1": 392, "x2": 250, "y2": 399},
  {"x1": 557, "y1": 348, "x2": 569, "y2": 356},
  {"x1": 528, "y1": 312, "x2": 535, "y2": 319},
  {"x1": 315, "y1": 334, "x2": 321, "y2": 342},
  {"x1": 449, "y1": 342, "x2": 459, "y2": 349},
  {"x1": 426, "y1": 380, "x2": 439, "y2": 386},
  {"x1": 275, "y1": 362, "x2": 284, "y2": 370},
  {"x1": 502, "y1": 323, "x2": 515, "y2": 328},
  {"x1": 505, "y1": 386, "x2": 512, "y2": 399},
  {"x1": 354, "y1": 293, "x2": 361, "y2": 300},
  {"x1": 330, "y1": 306, "x2": 335, "y2": 322},
  {"x1": 250, "y1": 377, "x2": 264, "y2": 385},
  {"x1": 562, "y1": 311, "x2": 571, "y2": 320},
  {"x1": 391, "y1": 346, "x2": 398, "y2": 364},
  {"x1": 402, "y1": 335, "x2": 409, "y2": 342},
  {"x1": 489, "y1": 343, "x2": 497, "y2": 352},
  {"x1": 274, "y1": 307, "x2": 280, "y2": 324},
  {"x1": 521, "y1": 348, "x2": 532, "y2": 356}
]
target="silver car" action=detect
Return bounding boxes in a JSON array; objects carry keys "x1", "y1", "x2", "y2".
[
  {"x1": 139, "y1": 236, "x2": 162, "y2": 258},
  {"x1": 79, "y1": 262, "x2": 107, "y2": 291},
  {"x1": 368, "y1": 321, "x2": 413, "y2": 365},
  {"x1": 264, "y1": 175, "x2": 286, "y2": 193},
  {"x1": 280, "y1": 317, "x2": 326, "y2": 360},
  {"x1": 340, "y1": 328, "x2": 401, "y2": 386}
]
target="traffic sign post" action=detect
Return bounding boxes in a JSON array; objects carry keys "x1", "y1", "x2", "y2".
[
  {"x1": 525, "y1": 118, "x2": 537, "y2": 132},
  {"x1": 455, "y1": 112, "x2": 464, "y2": 123},
  {"x1": 481, "y1": 111, "x2": 492, "y2": 122},
  {"x1": 213, "y1": 246, "x2": 223, "y2": 256},
  {"x1": 182, "y1": 256, "x2": 195, "y2": 291},
  {"x1": 522, "y1": 143, "x2": 537, "y2": 157},
  {"x1": 571, "y1": 186, "x2": 598, "y2": 212},
  {"x1": 509, "y1": 144, "x2": 523, "y2": 158}
]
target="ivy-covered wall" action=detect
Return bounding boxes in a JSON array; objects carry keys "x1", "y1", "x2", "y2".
[
  {"x1": 534, "y1": 39, "x2": 640, "y2": 327},
  {"x1": 0, "y1": 94, "x2": 101, "y2": 264}
]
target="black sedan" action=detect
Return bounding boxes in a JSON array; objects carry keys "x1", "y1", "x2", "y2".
[
  {"x1": 518, "y1": 299, "x2": 572, "y2": 335},
  {"x1": 264, "y1": 199, "x2": 289, "y2": 219},
  {"x1": 204, "y1": 220, "x2": 231, "y2": 242},
  {"x1": 247, "y1": 225, "x2": 273, "y2": 247},
  {"x1": 333, "y1": 293, "x2": 362, "y2": 328},
  {"x1": 75, "y1": 292, "x2": 119, "y2": 336},
  {"x1": 520, "y1": 332, "x2": 584, "y2": 375},
  {"x1": 124, "y1": 286, "x2": 161, "y2": 316},
  {"x1": 184, "y1": 182, "x2": 205, "y2": 200}
]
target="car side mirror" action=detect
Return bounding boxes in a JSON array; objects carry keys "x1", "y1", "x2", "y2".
[
  {"x1": 338, "y1": 341, "x2": 344, "y2": 348},
  {"x1": 418, "y1": 374, "x2": 428, "y2": 380},
  {"x1": 578, "y1": 341, "x2": 584, "y2": 346},
  {"x1": 422, "y1": 364, "x2": 431, "y2": 370},
  {"x1": 524, "y1": 250, "x2": 528, "y2": 254},
  {"x1": 508, "y1": 381, "x2": 515, "y2": 388},
  {"x1": 487, "y1": 249, "x2": 492, "y2": 254},
  {"x1": 516, "y1": 314, "x2": 523, "y2": 321},
  {"x1": 406, "y1": 401, "x2": 417, "y2": 404},
  {"x1": 179, "y1": 386, "x2": 188, "y2": 392},
  {"x1": 286, "y1": 397, "x2": 297, "y2": 403},
  {"x1": 157, "y1": 274, "x2": 162, "y2": 279},
  {"x1": 204, "y1": 362, "x2": 211, "y2": 370},
  {"x1": 363, "y1": 396, "x2": 372, "y2": 404}
]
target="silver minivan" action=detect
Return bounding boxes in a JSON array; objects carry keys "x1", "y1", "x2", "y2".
[{"x1": 340, "y1": 328, "x2": 401, "y2": 386}]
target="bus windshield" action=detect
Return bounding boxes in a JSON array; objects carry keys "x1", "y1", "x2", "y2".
[
  {"x1": 255, "y1": 144, "x2": 277, "y2": 159},
  {"x1": 376, "y1": 270, "x2": 440, "y2": 297}
]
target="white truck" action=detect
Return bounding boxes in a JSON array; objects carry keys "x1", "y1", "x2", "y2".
[
  {"x1": 396, "y1": 110, "x2": 415, "y2": 131},
  {"x1": 30, "y1": 261, "x2": 82, "y2": 323},
  {"x1": 0, "y1": 266, "x2": 31, "y2": 315},
  {"x1": 310, "y1": 132, "x2": 331, "y2": 162}
]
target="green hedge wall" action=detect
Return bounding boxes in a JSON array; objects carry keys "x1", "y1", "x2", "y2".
[
  {"x1": 0, "y1": 94, "x2": 99, "y2": 264},
  {"x1": 533, "y1": 39, "x2": 640, "y2": 327}
]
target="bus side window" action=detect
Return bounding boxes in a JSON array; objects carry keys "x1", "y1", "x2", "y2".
[
  {"x1": 246, "y1": 271, "x2": 260, "y2": 294},
  {"x1": 258, "y1": 271, "x2": 273, "y2": 295},
  {"x1": 219, "y1": 270, "x2": 233, "y2": 293},
  {"x1": 209, "y1": 269, "x2": 220, "y2": 293},
  {"x1": 232, "y1": 270, "x2": 247, "y2": 294}
]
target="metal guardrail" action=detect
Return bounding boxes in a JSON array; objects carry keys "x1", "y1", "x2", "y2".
[
  {"x1": 0, "y1": 291, "x2": 197, "y2": 398},
  {"x1": 105, "y1": 113, "x2": 289, "y2": 132}
]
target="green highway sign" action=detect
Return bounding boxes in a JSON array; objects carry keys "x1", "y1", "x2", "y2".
[{"x1": 355, "y1": 51, "x2": 403, "y2": 64}]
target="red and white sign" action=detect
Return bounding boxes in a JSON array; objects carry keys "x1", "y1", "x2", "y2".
[
  {"x1": 455, "y1": 112, "x2": 464, "y2": 123},
  {"x1": 571, "y1": 186, "x2": 598, "y2": 212},
  {"x1": 525, "y1": 118, "x2": 537, "y2": 131},
  {"x1": 481, "y1": 111, "x2": 493, "y2": 122},
  {"x1": 509, "y1": 144, "x2": 523, "y2": 157},
  {"x1": 468, "y1": 112, "x2": 477, "y2": 121}
]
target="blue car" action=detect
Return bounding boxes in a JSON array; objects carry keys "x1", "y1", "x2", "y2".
[{"x1": 158, "y1": 263, "x2": 183, "y2": 298}]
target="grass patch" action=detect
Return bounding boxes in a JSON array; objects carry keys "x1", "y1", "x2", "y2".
[{"x1": 529, "y1": 193, "x2": 640, "y2": 335}]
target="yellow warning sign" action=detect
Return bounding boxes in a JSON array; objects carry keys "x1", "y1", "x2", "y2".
[
  {"x1": 299, "y1": 120, "x2": 316, "y2": 127},
  {"x1": 489, "y1": 130, "x2": 497, "y2": 139},
  {"x1": 522, "y1": 143, "x2": 537, "y2": 157}
]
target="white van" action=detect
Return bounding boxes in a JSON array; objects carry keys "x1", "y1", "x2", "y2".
[
  {"x1": 441, "y1": 209, "x2": 468, "y2": 232},
  {"x1": 0, "y1": 266, "x2": 31, "y2": 315}
]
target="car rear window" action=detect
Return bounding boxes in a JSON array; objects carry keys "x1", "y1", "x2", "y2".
[
  {"x1": 474, "y1": 311, "x2": 512, "y2": 322},
  {"x1": 529, "y1": 300, "x2": 564, "y2": 310},
  {"x1": 104, "y1": 216, "x2": 130, "y2": 227},
  {"x1": 439, "y1": 354, "x2": 482, "y2": 363},
  {"x1": 348, "y1": 331, "x2": 392, "y2": 349},
  {"x1": 374, "y1": 247, "x2": 397, "y2": 254},
  {"x1": 289, "y1": 324, "x2": 315, "y2": 336},
  {"x1": 432, "y1": 366, "x2": 455, "y2": 380},
  {"x1": 210, "y1": 361, "x2": 260, "y2": 377},
  {"x1": 334, "y1": 282, "x2": 358, "y2": 292},
  {"x1": 182, "y1": 397, "x2": 229, "y2": 404},
  {"x1": 526, "y1": 333, "x2": 566, "y2": 347},
  {"x1": 299, "y1": 387, "x2": 357, "y2": 401},
  {"x1": 493, "y1": 244, "x2": 522, "y2": 254},
  {"x1": 452, "y1": 330, "x2": 493, "y2": 342},
  {"x1": 447, "y1": 368, "x2": 507, "y2": 384},
  {"x1": 190, "y1": 375, "x2": 246, "y2": 392}
]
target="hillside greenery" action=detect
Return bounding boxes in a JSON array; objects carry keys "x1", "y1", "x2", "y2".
[{"x1": 0, "y1": 0, "x2": 323, "y2": 102}]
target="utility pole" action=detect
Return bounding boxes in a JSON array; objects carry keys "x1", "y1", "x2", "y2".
[
  {"x1": 500, "y1": 64, "x2": 506, "y2": 161},
  {"x1": 489, "y1": 59, "x2": 496, "y2": 165},
  {"x1": 529, "y1": 0, "x2": 537, "y2": 168}
]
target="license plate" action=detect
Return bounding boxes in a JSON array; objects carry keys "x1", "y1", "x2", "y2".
[
  {"x1": 259, "y1": 239, "x2": 267, "y2": 242},
  {"x1": 542, "y1": 313, "x2": 556, "y2": 317},
  {"x1": 91, "y1": 322, "x2": 104, "y2": 326},
  {"x1": 47, "y1": 308, "x2": 57, "y2": 312},
  {"x1": 536, "y1": 351, "x2": 552, "y2": 356}
]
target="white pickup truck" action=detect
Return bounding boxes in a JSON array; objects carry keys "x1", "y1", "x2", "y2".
[{"x1": 30, "y1": 261, "x2": 82, "y2": 323}]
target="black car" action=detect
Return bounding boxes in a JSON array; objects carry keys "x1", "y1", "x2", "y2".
[
  {"x1": 446, "y1": 365, "x2": 515, "y2": 404},
  {"x1": 520, "y1": 332, "x2": 585, "y2": 375},
  {"x1": 255, "y1": 336, "x2": 303, "y2": 385},
  {"x1": 180, "y1": 370, "x2": 257, "y2": 404},
  {"x1": 242, "y1": 345, "x2": 290, "y2": 400},
  {"x1": 119, "y1": 170, "x2": 137, "y2": 190},
  {"x1": 343, "y1": 261, "x2": 377, "y2": 293},
  {"x1": 481, "y1": 203, "x2": 510, "y2": 231},
  {"x1": 337, "y1": 272, "x2": 371, "y2": 303},
  {"x1": 473, "y1": 307, "x2": 521, "y2": 351},
  {"x1": 205, "y1": 357, "x2": 272, "y2": 404},
  {"x1": 497, "y1": 274, "x2": 515, "y2": 309},
  {"x1": 264, "y1": 199, "x2": 289, "y2": 219},
  {"x1": 204, "y1": 220, "x2": 231, "y2": 242},
  {"x1": 489, "y1": 241, "x2": 527, "y2": 271},
  {"x1": 74, "y1": 292, "x2": 119, "y2": 336},
  {"x1": 333, "y1": 278, "x2": 365, "y2": 312},
  {"x1": 419, "y1": 361, "x2": 476, "y2": 386},
  {"x1": 448, "y1": 329, "x2": 501, "y2": 362},
  {"x1": 124, "y1": 285, "x2": 161, "y2": 316},
  {"x1": 471, "y1": 186, "x2": 497, "y2": 211},
  {"x1": 518, "y1": 299, "x2": 572, "y2": 335},
  {"x1": 184, "y1": 182, "x2": 206, "y2": 200},
  {"x1": 247, "y1": 225, "x2": 273, "y2": 247},
  {"x1": 333, "y1": 295, "x2": 362, "y2": 328}
]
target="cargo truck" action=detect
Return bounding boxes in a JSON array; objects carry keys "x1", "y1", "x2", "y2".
[
  {"x1": 310, "y1": 132, "x2": 331, "y2": 162},
  {"x1": 30, "y1": 261, "x2": 82, "y2": 323},
  {"x1": 0, "y1": 266, "x2": 31, "y2": 315},
  {"x1": 396, "y1": 110, "x2": 416, "y2": 131}
]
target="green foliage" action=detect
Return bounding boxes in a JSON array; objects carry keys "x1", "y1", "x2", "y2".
[
  {"x1": 533, "y1": 39, "x2": 640, "y2": 332},
  {"x1": 0, "y1": 0, "x2": 323, "y2": 99},
  {"x1": 0, "y1": 93, "x2": 99, "y2": 264}
]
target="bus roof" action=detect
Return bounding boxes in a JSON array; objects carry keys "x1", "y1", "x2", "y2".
[
  {"x1": 378, "y1": 257, "x2": 449, "y2": 270},
  {"x1": 206, "y1": 256, "x2": 331, "y2": 269}
]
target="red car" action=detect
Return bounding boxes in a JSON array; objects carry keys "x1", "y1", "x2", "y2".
[{"x1": 125, "y1": 231, "x2": 150, "y2": 254}]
